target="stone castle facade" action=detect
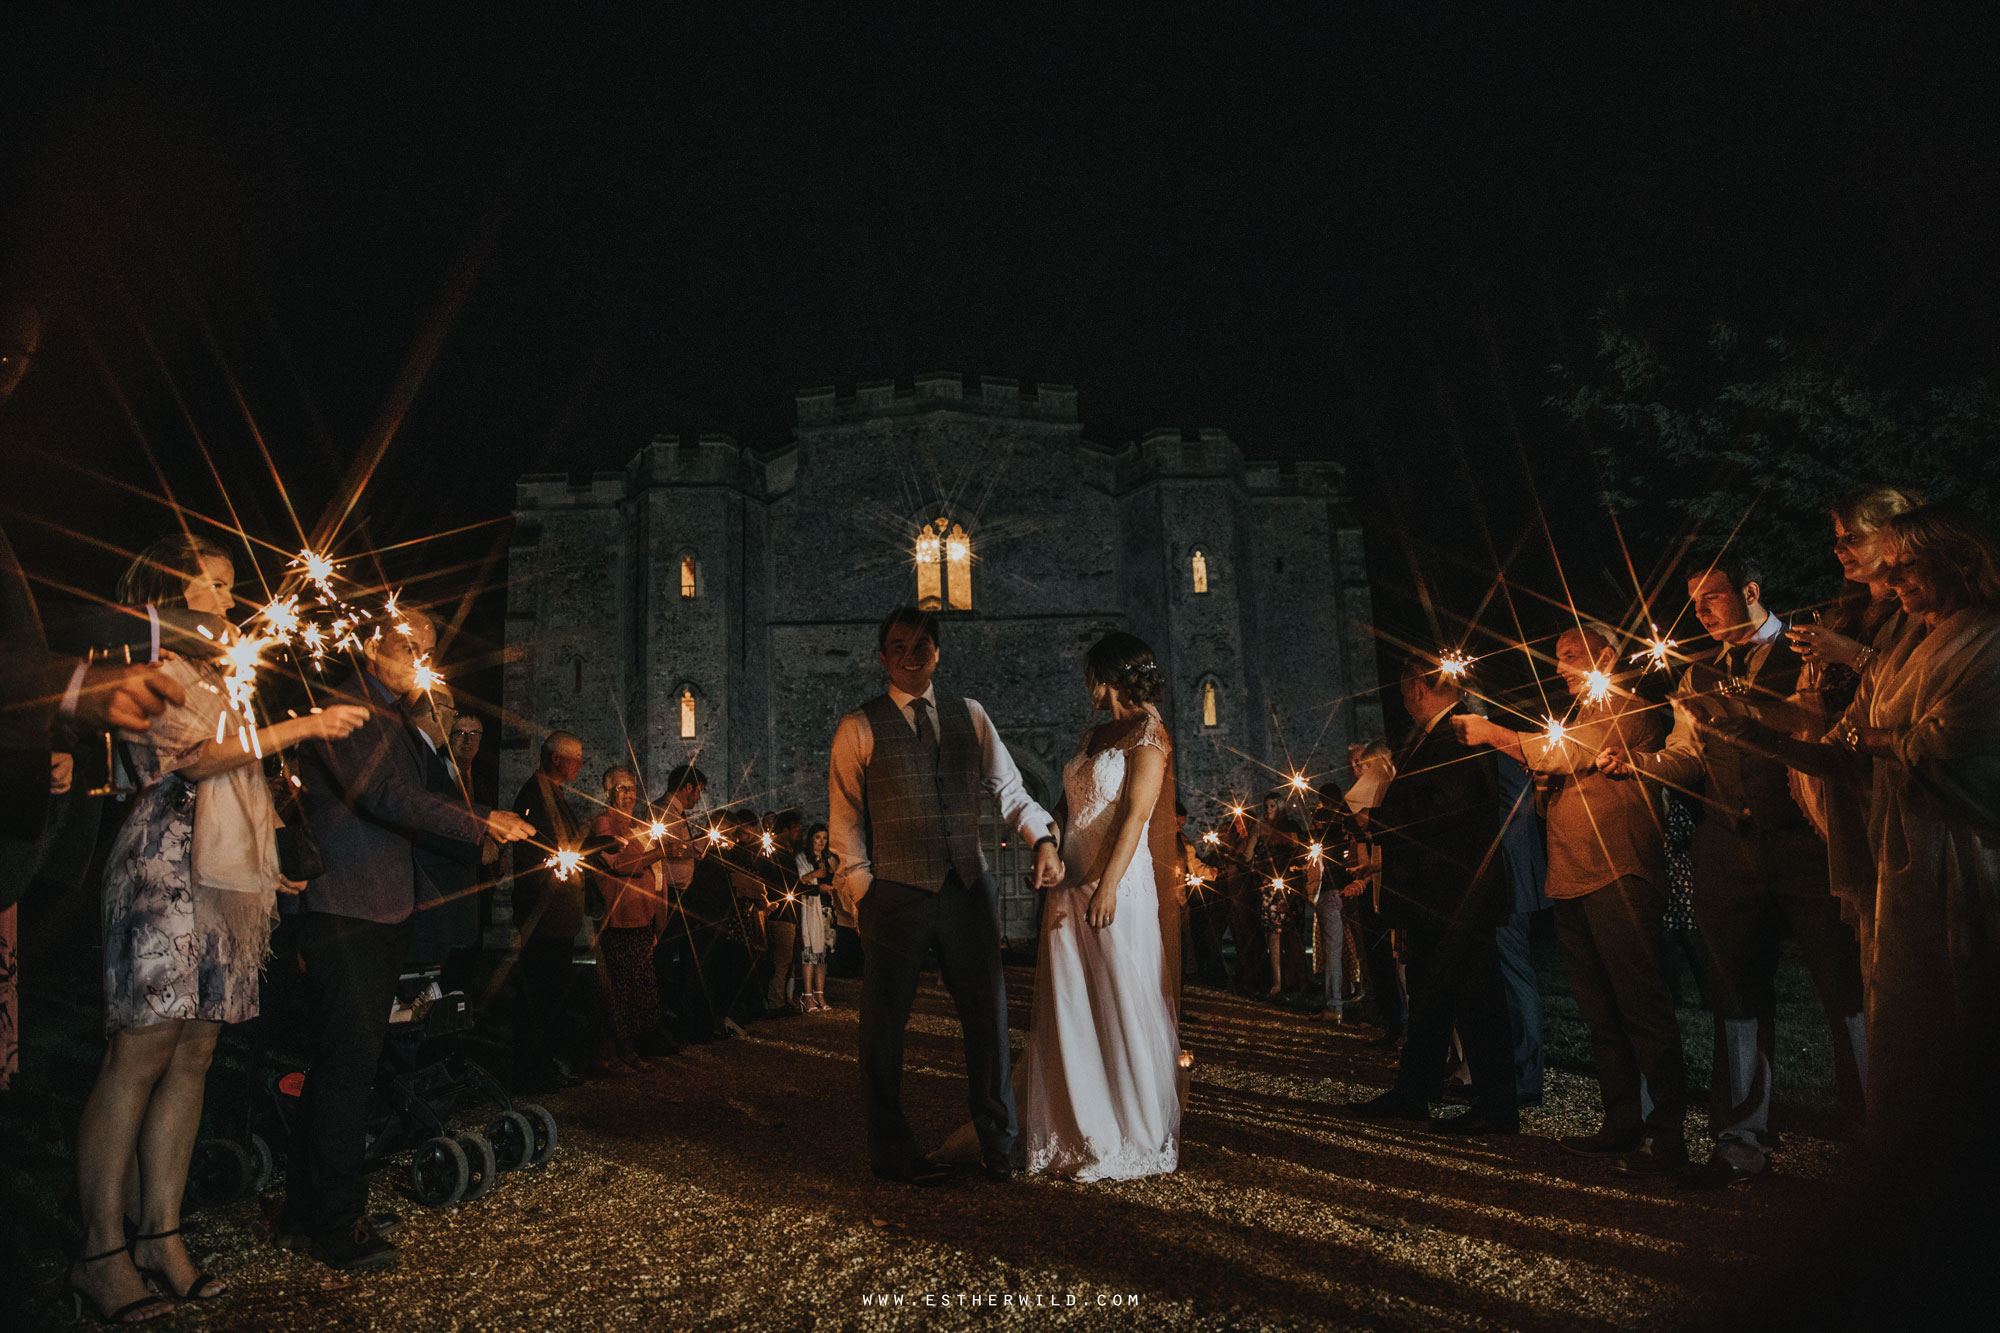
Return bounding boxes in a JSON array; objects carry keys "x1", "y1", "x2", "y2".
[{"x1": 503, "y1": 374, "x2": 1379, "y2": 930}]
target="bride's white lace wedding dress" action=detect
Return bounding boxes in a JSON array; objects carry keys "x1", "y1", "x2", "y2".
[{"x1": 1016, "y1": 713, "x2": 1183, "y2": 1181}]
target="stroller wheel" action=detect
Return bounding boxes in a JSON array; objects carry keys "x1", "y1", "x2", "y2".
[
  {"x1": 519, "y1": 1103, "x2": 559, "y2": 1168},
  {"x1": 455, "y1": 1132, "x2": 498, "y2": 1202},
  {"x1": 410, "y1": 1136, "x2": 470, "y2": 1208},
  {"x1": 486, "y1": 1111, "x2": 535, "y2": 1172},
  {"x1": 182, "y1": 1138, "x2": 254, "y2": 1213},
  {"x1": 247, "y1": 1132, "x2": 277, "y2": 1194}
]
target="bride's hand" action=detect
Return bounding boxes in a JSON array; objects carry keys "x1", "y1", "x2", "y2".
[{"x1": 1085, "y1": 882, "x2": 1117, "y2": 929}]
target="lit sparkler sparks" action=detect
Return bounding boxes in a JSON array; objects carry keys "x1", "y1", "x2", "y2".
[
  {"x1": 647, "y1": 820, "x2": 669, "y2": 841},
  {"x1": 1630, "y1": 628, "x2": 1677, "y2": 673},
  {"x1": 1540, "y1": 716, "x2": 1571, "y2": 749},
  {"x1": 1306, "y1": 842, "x2": 1323, "y2": 863},
  {"x1": 1436, "y1": 650, "x2": 1473, "y2": 680},
  {"x1": 544, "y1": 849, "x2": 585, "y2": 881},
  {"x1": 258, "y1": 595, "x2": 302, "y2": 637},
  {"x1": 412, "y1": 654, "x2": 442, "y2": 691},
  {"x1": 1287, "y1": 771, "x2": 1312, "y2": 796},
  {"x1": 294, "y1": 548, "x2": 340, "y2": 593},
  {"x1": 1269, "y1": 876, "x2": 1287, "y2": 895},
  {"x1": 1582, "y1": 668, "x2": 1613, "y2": 704},
  {"x1": 760, "y1": 831, "x2": 776, "y2": 856},
  {"x1": 1200, "y1": 830, "x2": 1221, "y2": 846},
  {"x1": 706, "y1": 825, "x2": 725, "y2": 847}
]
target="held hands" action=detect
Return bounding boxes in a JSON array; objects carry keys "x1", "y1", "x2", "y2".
[
  {"x1": 1033, "y1": 839, "x2": 1064, "y2": 889},
  {"x1": 1595, "y1": 743, "x2": 1634, "y2": 778},
  {"x1": 486, "y1": 810, "x2": 536, "y2": 844}
]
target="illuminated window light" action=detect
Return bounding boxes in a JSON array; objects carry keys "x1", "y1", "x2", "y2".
[
  {"x1": 1201, "y1": 679, "x2": 1219, "y2": 728},
  {"x1": 679, "y1": 688, "x2": 696, "y2": 740},
  {"x1": 945, "y1": 522, "x2": 972, "y2": 611},
  {"x1": 679, "y1": 555, "x2": 697, "y2": 599},
  {"x1": 1191, "y1": 548, "x2": 1209, "y2": 594},
  {"x1": 915, "y1": 525, "x2": 942, "y2": 611}
]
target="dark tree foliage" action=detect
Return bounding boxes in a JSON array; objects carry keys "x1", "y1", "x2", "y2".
[{"x1": 1552, "y1": 319, "x2": 2000, "y2": 608}]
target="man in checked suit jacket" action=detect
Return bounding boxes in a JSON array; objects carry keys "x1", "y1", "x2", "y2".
[
  {"x1": 1344, "y1": 654, "x2": 1518, "y2": 1134},
  {"x1": 281, "y1": 611, "x2": 534, "y2": 1271}
]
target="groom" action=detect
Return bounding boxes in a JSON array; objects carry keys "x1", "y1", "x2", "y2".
[{"x1": 828, "y1": 607, "x2": 1063, "y2": 1184}]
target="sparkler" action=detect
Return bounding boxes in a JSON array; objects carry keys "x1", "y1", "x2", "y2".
[
  {"x1": 294, "y1": 548, "x2": 340, "y2": 595},
  {"x1": 1436, "y1": 650, "x2": 1472, "y2": 680},
  {"x1": 706, "y1": 825, "x2": 725, "y2": 847},
  {"x1": 1630, "y1": 628, "x2": 1677, "y2": 673},
  {"x1": 760, "y1": 830, "x2": 776, "y2": 856},
  {"x1": 1287, "y1": 771, "x2": 1312, "y2": 796},
  {"x1": 1306, "y1": 841, "x2": 1323, "y2": 863},
  {"x1": 545, "y1": 849, "x2": 585, "y2": 881},
  {"x1": 1540, "y1": 716, "x2": 1570, "y2": 749},
  {"x1": 1582, "y1": 668, "x2": 1613, "y2": 704},
  {"x1": 1269, "y1": 875, "x2": 1287, "y2": 895},
  {"x1": 412, "y1": 654, "x2": 441, "y2": 691},
  {"x1": 647, "y1": 820, "x2": 669, "y2": 841},
  {"x1": 1200, "y1": 830, "x2": 1221, "y2": 847}
]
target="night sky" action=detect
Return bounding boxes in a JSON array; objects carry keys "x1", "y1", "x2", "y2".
[{"x1": 5, "y1": 5, "x2": 1996, "y2": 748}]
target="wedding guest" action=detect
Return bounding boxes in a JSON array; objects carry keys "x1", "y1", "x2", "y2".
[
  {"x1": 761, "y1": 810, "x2": 805, "y2": 1013},
  {"x1": 510, "y1": 730, "x2": 590, "y2": 1091},
  {"x1": 652, "y1": 763, "x2": 713, "y2": 1044},
  {"x1": 1341, "y1": 740, "x2": 1404, "y2": 1042},
  {"x1": 1833, "y1": 504, "x2": 2000, "y2": 1187},
  {"x1": 283, "y1": 607, "x2": 531, "y2": 1270},
  {"x1": 1600, "y1": 556, "x2": 1866, "y2": 1187},
  {"x1": 70, "y1": 538, "x2": 370, "y2": 1319},
  {"x1": 1239, "y1": 791, "x2": 1309, "y2": 1001},
  {"x1": 1782, "y1": 485, "x2": 1924, "y2": 980},
  {"x1": 1347, "y1": 656, "x2": 1515, "y2": 1134},
  {"x1": 1456, "y1": 624, "x2": 1686, "y2": 1174},
  {"x1": 795, "y1": 824, "x2": 838, "y2": 1012},
  {"x1": 401, "y1": 684, "x2": 482, "y2": 979},
  {"x1": 1172, "y1": 801, "x2": 1222, "y2": 1000},
  {"x1": 1308, "y1": 785, "x2": 1371, "y2": 1023},
  {"x1": 589, "y1": 765, "x2": 669, "y2": 1064}
]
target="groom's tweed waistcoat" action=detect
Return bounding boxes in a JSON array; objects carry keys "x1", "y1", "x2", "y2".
[{"x1": 860, "y1": 692, "x2": 987, "y2": 892}]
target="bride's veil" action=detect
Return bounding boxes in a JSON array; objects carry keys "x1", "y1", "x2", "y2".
[{"x1": 1140, "y1": 704, "x2": 1184, "y2": 1024}]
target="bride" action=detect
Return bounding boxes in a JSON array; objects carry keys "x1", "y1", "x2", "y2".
[{"x1": 1016, "y1": 631, "x2": 1185, "y2": 1181}]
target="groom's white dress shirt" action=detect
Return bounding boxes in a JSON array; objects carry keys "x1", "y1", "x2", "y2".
[{"x1": 827, "y1": 682, "x2": 1057, "y2": 903}]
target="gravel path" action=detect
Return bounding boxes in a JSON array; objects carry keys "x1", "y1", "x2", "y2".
[{"x1": 24, "y1": 968, "x2": 1843, "y2": 1330}]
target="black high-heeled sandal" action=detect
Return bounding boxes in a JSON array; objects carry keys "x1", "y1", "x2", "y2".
[
  {"x1": 67, "y1": 1244, "x2": 170, "y2": 1324},
  {"x1": 131, "y1": 1226, "x2": 226, "y2": 1300}
]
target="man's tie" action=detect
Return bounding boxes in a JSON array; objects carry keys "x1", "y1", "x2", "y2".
[{"x1": 909, "y1": 696, "x2": 939, "y2": 754}]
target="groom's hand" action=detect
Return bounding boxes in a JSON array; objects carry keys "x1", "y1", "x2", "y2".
[{"x1": 1033, "y1": 839, "x2": 1064, "y2": 889}]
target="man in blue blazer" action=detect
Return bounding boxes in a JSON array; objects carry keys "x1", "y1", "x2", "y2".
[{"x1": 283, "y1": 612, "x2": 533, "y2": 1271}]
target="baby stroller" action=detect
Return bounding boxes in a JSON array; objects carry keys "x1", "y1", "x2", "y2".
[{"x1": 189, "y1": 964, "x2": 561, "y2": 1213}]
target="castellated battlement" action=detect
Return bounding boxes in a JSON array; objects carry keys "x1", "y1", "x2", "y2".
[
  {"x1": 1114, "y1": 427, "x2": 1348, "y2": 496},
  {"x1": 514, "y1": 471, "x2": 626, "y2": 509},
  {"x1": 794, "y1": 373, "x2": 1079, "y2": 426}
]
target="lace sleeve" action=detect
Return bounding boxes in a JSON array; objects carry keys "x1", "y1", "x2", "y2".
[{"x1": 1128, "y1": 713, "x2": 1171, "y2": 756}]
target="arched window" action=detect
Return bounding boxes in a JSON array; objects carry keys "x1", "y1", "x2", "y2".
[
  {"x1": 1200, "y1": 678, "x2": 1220, "y2": 729},
  {"x1": 914, "y1": 517, "x2": 974, "y2": 611},
  {"x1": 679, "y1": 554, "x2": 698, "y2": 599},
  {"x1": 679, "y1": 688, "x2": 697, "y2": 740},
  {"x1": 945, "y1": 523, "x2": 972, "y2": 611},
  {"x1": 915, "y1": 526, "x2": 942, "y2": 610},
  {"x1": 1191, "y1": 548, "x2": 1209, "y2": 594}
]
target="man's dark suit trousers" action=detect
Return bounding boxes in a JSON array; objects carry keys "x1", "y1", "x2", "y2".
[
  {"x1": 290, "y1": 911, "x2": 412, "y2": 1236},
  {"x1": 857, "y1": 870, "x2": 1015, "y2": 1174},
  {"x1": 1393, "y1": 923, "x2": 1517, "y2": 1120}
]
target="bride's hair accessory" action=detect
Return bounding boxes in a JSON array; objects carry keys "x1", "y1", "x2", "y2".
[{"x1": 1084, "y1": 631, "x2": 1165, "y2": 706}]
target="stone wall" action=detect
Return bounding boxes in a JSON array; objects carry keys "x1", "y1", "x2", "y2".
[{"x1": 505, "y1": 375, "x2": 1378, "y2": 847}]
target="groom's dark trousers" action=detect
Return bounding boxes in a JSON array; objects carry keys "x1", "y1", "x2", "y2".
[{"x1": 858, "y1": 869, "x2": 1017, "y2": 1174}]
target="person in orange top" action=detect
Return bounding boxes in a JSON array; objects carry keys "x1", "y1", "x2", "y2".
[{"x1": 590, "y1": 765, "x2": 671, "y2": 1068}]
